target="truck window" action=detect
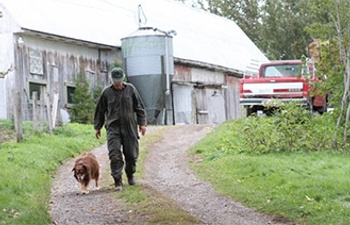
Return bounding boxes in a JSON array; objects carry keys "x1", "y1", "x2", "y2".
[{"x1": 262, "y1": 64, "x2": 303, "y2": 77}]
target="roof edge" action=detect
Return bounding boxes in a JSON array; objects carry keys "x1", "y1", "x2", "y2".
[
  {"x1": 174, "y1": 57, "x2": 243, "y2": 78},
  {"x1": 17, "y1": 28, "x2": 118, "y2": 50}
]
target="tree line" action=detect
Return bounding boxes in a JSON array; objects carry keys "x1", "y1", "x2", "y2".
[
  {"x1": 178, "y1": 0, "x2": 319, "y2": 60},
  {"x1": 177, "y1": 0, "x2": 350, "y2": 146}
]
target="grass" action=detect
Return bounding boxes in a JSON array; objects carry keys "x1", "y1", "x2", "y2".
[
  {"x1": 0, "y1": 121, "x2": 200, "y2": 225},
  {"x1": 3, "y1": 114, "x2": 350, "y2": 225},
  {"x1": 0, "y1": 121, "x2": 106, "y2": 225},
  {"x1": 189, "y1": 119, "x2": 350, "y2": 225}
]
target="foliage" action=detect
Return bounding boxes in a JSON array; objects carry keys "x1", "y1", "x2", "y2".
[
  {"x1": 0, "y1": 122, "x2": 106, "y2": 225},
  {"x1": 260, "y1": 0, "x2": 312, "y2": 60},
  {"x1": 306, "y1": 0, "x2": 350, "y2": 144},
  {"x1": 70, "y1": 72, "x2": 95, "y2": 124},
  {"x1": 238, "y1": 103, "x2": 343, "y2": 154},
  {"x1": 92, "y1": 83, "x2": 103, "y2": 105},
  {"x1": 182, "y1": 0, "x2": 313, "y2": 60},
  {"x1": 204, "y1": 0, "x2": 262, "y2": 51},
  {"x1": 190, "y1": 117, "x2": 350, "y2": 225}
]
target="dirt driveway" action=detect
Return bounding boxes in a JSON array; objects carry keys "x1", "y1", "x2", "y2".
[{"x1": 49, "y1": 125, "x2": 287, "y2": 225}]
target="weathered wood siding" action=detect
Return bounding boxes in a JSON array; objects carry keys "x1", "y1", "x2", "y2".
[
  {"x1": 7, "y1": 34, "x2": 119, "y2": 121},
  {"x1": 226, "y1": 75, "x2": 245, "y2": 119},
  {"x1": 173, "y1": 64, "x2": 242, "y2": 125}
]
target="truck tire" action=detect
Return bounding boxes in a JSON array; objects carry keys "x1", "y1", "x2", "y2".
[
  {"x1": 246, "y1": 106, "x2": 262, "y2": 117},
  {"x1": 246, "y1": 106, "x2": 255, "y2": 117},
  {"x1": 314, "y1": 103, "x2": 327, "y2": 114}
]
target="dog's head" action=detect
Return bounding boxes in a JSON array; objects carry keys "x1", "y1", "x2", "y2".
[{"x1": 72, "y1": 163, "x2": 88, "y2": 182}]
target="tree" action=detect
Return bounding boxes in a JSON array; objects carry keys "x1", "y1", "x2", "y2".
[
  {"x1": 307, "y1": 0, "x2": 350, "y2": 144},
  {"x1": 202, "y1": 0, "x2": 262, "y2": 52},
  {"x1": 70, "y1": 72, "x2": 95, "y2": 124},
  {"x1": 0, "y1": 65, "x2": 13, "y2": 78},
  {"x1": 178, "y1": 0, "x2": 313, "y2": 60},
  {"x1": 260, "y1": 0, "x2": 312, "y2": 60}
]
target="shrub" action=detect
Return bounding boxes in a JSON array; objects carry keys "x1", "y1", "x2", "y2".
[
  {"x1": 70, "y1": 72, "x2": 95, "y2": 124},
  {"x1": 240, "y1": 102, "x2": 338, "y2": 153}
]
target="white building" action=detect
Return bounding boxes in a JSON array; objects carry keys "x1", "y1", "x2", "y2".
[{"x1": 0, "y1": 0, "x2": 268, "y2": 125}]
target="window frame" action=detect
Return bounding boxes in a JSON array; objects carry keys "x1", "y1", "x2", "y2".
[{"x1": 28, "y1": 80, "x2": 47, "y2": 103}]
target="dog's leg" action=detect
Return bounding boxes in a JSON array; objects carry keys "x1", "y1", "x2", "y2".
[
  {"x1": 81, "y1": 184, "x2": 89, "y2": 194},
  {"x1": 95, "y1": 179, "x2": 100, "y2": 190},
  {"x1": 95, "y1": 172, "x2": 100, "y2": 190}
]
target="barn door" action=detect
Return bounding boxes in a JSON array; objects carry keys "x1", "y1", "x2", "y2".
[
  {"x1": 194, "y1": 88, "x2": 209, "y2": 124},
  {"x1": 208, "y1": 89, "x2": 226, "y2": 124},
  {"x1": 195, "y1": 87, "x2": 226, "y2": 124}
]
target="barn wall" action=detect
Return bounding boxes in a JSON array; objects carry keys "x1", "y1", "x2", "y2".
[
  {"x1": 0, "y1": 7, "x2": 20, "y2": 119},
  {"x1": 225, "y1": 75, "x2": 245, "y2": 119},
  {"x1": 7, "y1": 34, "x2": 119, "y2": 121},
  {"x1": 0, "y1": 34, "x2": 14, "y2": 119},
  {"x1": 173, "y1": 64, "x2": 241, "y2": 125},
  {"x1": 191, "y1": 67, "x2": 224, "y2": 84}
]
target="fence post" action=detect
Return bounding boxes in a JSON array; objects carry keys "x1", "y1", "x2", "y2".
[
  {"x1": 13, "y1": 91, "x2": 23, "y2": 142},
  {"x1": 40, "y1": 90, "x2": 44, "y2": 131},
  {"x1": 52, "y1": 93, "x2": 59, "y2": 129},
  {"x1": 33, "y1": 91, "x2": 38, "y2": 132},
  {"x1": 45, "y1": 88, "x2": 54, "y2": 134}
]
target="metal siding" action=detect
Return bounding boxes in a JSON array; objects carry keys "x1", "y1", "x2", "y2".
[
  {"x1": 128, "y1": 74, "x2": 165, "y2": 124},
  {"x1": 122, "y1": 28, "x2": 175, "y2": 125},
  {"x1": 126, "y1": 56, "x2": 163, "y2": 75},
  {"x1": 173, "y1": 83, "x2": 194, "y2": 124}
]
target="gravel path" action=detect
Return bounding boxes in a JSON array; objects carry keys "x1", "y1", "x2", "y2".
[
  {"x1": 49, "y1": 144, "x2": 143, "y2": 225},
  {"x1": 143, "y1": 125, "x2": 282, "y2": 225},
  {"x1": 49, "y1": 124, "x2": 288, "y2": 225}
]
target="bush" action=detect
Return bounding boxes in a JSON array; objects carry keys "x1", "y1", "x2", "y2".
[
  {"x1": 240, "y1": 102, "x2": 338, "y2": 153},
  {"x1": 70, "y1": 72, "x2": 95, "y2": 124}
]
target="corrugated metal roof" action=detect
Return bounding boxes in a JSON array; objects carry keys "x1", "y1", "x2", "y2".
[{"x1": 0, "y1": 0, "x2": 268, "y2": 73}]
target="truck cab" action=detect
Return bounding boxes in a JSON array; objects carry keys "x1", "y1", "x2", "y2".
[{"x1": 239, "y1": 60, "x2": 327, "y2": 116}]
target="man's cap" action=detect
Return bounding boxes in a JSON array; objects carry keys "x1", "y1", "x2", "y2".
[{"x1": 110, "y1": 67, "x2": 125, "y2": 82}]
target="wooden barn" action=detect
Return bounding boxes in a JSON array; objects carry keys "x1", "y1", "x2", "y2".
[{"x1": 0, "y1": 0, "x2": 268, "y2": 125}]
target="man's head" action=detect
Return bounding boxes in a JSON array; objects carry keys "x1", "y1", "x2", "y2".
[{"x1": 110, "y1": 67, "x2": 125, "y2": 83}]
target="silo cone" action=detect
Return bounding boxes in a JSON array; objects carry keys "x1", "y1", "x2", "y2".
[{"x1": 121, "y1": 27, "x2": 174, "y2": 125}]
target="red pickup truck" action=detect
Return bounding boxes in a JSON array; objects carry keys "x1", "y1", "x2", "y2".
[{"x1": 239, "y1": 60, "x2": 327, "y2": 116}]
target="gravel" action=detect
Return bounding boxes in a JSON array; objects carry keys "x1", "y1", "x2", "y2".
[{"x1": 49, "y1": 124, "x2": 290, "y2": 225}]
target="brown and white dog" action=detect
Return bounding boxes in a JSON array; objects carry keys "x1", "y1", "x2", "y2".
[{"x1": 72, "y1": 152, "x2": 100, "y2": 194}]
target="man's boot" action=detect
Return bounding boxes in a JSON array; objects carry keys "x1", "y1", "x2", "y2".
[
  {"x1": 127, "y1": 174, "x2": 135, "y2": 185},
  {"x1": 113, "y1": 177, "x2": 123, "y2": 191}
]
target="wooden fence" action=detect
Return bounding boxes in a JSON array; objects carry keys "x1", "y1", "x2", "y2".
[{"x1": 13, "y1": 89, "x2": 59, "y2": 142}]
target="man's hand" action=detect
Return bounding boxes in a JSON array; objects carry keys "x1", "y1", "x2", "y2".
[
  {"x1": 95, "y1": 129, "x2": 101, "y2": 139},
  {"x1": 139, "y1": 125, "x2": 146, "y2": 136}
]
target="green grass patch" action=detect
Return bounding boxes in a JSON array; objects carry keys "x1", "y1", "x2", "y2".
[
  {"x1": 190, "y1": 118, "x2": 350, "y2": 225},
  {"x1": 0, "y1": 122, "x2": 105, "y2": 225}
]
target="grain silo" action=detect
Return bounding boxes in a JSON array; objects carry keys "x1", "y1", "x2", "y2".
[{"x1": 121, "y1": 27, "x2": 176, "y2": 125}]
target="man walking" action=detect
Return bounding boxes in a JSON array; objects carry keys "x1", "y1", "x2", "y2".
[{"x1": 94, "y1": 67, "x2": 147, "y2": 191}]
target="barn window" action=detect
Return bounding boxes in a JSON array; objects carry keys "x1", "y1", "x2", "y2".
[
  {"x1": 29, "y1": 82, "x2": 46, "y2": 100},
  {"x1": 66, "y1": 85, "x2": 76, "y2": 107}
]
